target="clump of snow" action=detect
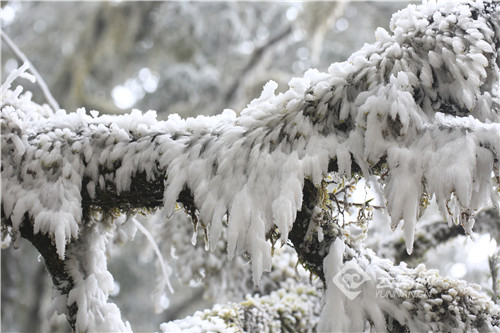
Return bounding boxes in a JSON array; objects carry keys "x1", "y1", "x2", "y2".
[
  {"x1": 340, "y1": 1, "x2": 500, "y2": 253},
  {"x1": 65, "y1": 223, "x2": 132, "y2": 332}
]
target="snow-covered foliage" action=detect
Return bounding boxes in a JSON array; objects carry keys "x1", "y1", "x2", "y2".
[
  {"x1": 2, "y1": 1, "x2": 500, "y2": 331},
  {"x1": 335, "y1": 1, "x2": 500, "y2": 254},
  {"x1": 320, "y1": 238, "x2": 500, "y2": 332},
  {"x1": 159, "y1": 283, "x2": 321, "y2": 333}
]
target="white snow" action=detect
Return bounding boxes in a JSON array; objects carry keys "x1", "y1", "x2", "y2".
[
  {"x1": 65, "y1": 223, "x2": 132, "y2": 332},
  {"x1": 2, "y1": 2, "x2": 500, "y2": 330},
  {"x1": 319, "y1": 241, "x2": 500, "y2": 332},
  {"x1": 3, "y1": 0, "x2": 500, "y2": 282}
]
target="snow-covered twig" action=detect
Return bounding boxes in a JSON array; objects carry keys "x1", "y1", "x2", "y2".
[
  {"x1": 0, "y1": 62, "x2": 35, "y2": 98},
  {"x1": 131, "y1": 216, "x2": 174, "y2": 312},
  {"x1": 373, "y1": 208, "x2": 500, "y2": 265},
  {"x1": 1, "y1": 31, "x2": 60, "y2": 112},
  {"x1": 320, "y1": 237, "x2": 500, "y2": 332}
]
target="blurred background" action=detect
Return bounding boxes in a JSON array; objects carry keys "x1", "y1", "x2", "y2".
[
  {"x1": 3, "y1": 1, "x2": 498, "y2": 332},
  {"x1": 1, "y1": 1, "x2": 412, "y2": 118}
]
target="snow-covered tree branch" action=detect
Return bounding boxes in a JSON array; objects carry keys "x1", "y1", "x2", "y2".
[
  {"x1": 2, "y1": 1, "x2": 500, "y2": 332},
  {"x1": 373, "y1": 207, "x2": 500, "y2": 265},
  {"x1": 160, "y1": 283, "x2": 322, "y2": 332}
]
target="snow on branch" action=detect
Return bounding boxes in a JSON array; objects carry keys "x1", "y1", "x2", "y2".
[
  {"x1": 159, "y1": 252, "x2": 500, "y2": 332},
  {"x1": 2, "y1": 1, "x2": 500, "y2": 282},
  {"x1": 156, "y1": 199, "x2": 500, "y2": 332},
  {"x1": 1, "y1": 2, "x2": 500, "y2": 330},
  {"x1": 286, "y1": 178, "x2": 500, "y2": 331},
  {"x1": 159, "y1": 282, "x2": 321, "y2": 333},
  {"x1": 374, "y1": 207, "x2": 500, "y2": 265},
  {"x1": 1, "y1": 32, "x2": 60, "y2": 112},
  {"x1": 320, "y1": 237, "x2": 500, "y2": 332}
]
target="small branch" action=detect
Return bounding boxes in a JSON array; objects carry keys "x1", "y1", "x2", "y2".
[
  {"x1": 132, "y1": 216, "x2": 173, "y2": 291},
  {"x1": 489, "y1": 252, "x2": 499, "y2": 304},
  {"x1": 332, "y1": 198, "x2": 385, "y2": 210},
  {"x1": 374, "y1": 208, "x2": 500, "y2": 265},
  {"x1": 132, "y1": 215, "x2": 174, "y2": 314},
  {"x1": 1, "y1": 31, "x2": 60, "y2": 112}
]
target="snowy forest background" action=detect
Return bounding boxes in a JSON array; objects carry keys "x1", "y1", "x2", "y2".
[{"x1": 1, "y1": 1, "x2": 500, "y2": 332}]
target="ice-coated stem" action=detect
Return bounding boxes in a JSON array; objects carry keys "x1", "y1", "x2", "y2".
[{"x1": 1, "y1": 31, "x2": 60, "y2": 112}]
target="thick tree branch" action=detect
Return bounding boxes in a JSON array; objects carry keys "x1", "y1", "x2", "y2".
[
  {"x1": 2, "y1": 2, "x2": 500, "y2": 331},
  {"x1": 2, "y1": 213, "x2": 78, "y2": 330}
]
